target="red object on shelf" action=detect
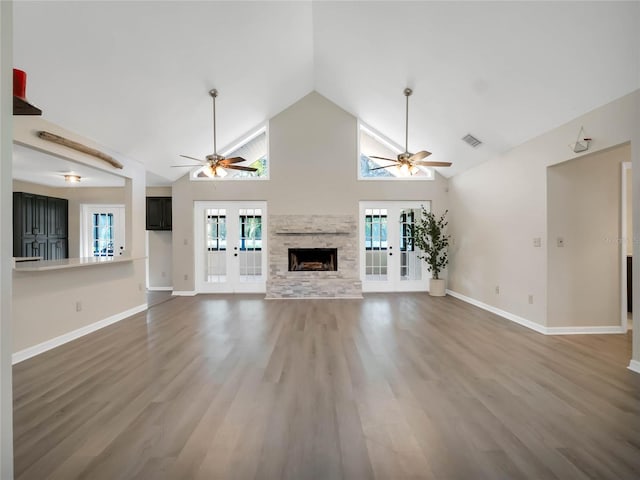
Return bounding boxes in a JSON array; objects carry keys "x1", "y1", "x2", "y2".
[{"x1": 13, "y1": 68, "x2": 27, "y2": 99}]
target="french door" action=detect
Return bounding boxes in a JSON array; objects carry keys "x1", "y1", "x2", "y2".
[
  {"x1": 359, "y1": 201, "x2": 430, "y2": 292},
  {"x1": 194, "y1": 201, "x2": 267, "y2": 293}
]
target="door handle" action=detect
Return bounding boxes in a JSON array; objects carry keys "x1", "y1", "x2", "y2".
[{"x1": 234, "y1": 253, "x2": 238, "y2": 257}]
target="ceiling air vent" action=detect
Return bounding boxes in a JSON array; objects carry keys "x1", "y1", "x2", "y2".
[{"x1": 462, "y1": 133, "x2": 482, "y2": 148}]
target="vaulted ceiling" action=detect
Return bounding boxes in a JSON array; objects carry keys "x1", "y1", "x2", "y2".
[{"x1": 13, "y1": 1, "x2": 640, "y2": 184}]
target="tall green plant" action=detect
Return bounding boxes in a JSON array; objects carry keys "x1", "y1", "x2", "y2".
[{"x1": 412, "y1": 207, "x2": 449, "y2": 280}]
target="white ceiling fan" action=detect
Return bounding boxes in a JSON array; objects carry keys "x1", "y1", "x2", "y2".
[
  {"x1": 369, "y1": 88, "x2": 451, "y2": 174},
  {"x1": 172, "y1": 89, "x2": 258, "y2": 178}
]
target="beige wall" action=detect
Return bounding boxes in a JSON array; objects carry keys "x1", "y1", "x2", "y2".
[
  {"x1": 171, "y1": 91, "x2": 449, "y2": 292},
  {"x1": 145, "y1": 187, "x2": 173, "y2": 289},
  {"x1": 448, "y1": 91, "x2": 639, "y2": 335},
  {"x1": 547, "y1": 144, "x2": 629, "y2": 328},
  {"x1": 12, "y1": 116, "x2": 147, "y2": 355},
  {"x1": 0, "y1": 1, "x2": 13, "y2": 475}
]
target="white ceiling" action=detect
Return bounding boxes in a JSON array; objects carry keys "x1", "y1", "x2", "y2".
[
  {"x1": 13, "y1": 143, "x2": 126, "y2": 188},
  {"x1": 13, "y1": 1, "x2": 639, "y2": 184}
]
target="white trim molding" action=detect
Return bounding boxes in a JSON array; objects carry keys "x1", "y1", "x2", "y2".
[
  {"x1": 172, "y1": 290, "x2": 197, "y2": 296},
  {"x1": 446, "y1": 290, "x2": 547, "y2": 334},
  {"x1": 147, "y1": 286, "x2": 173, "y2": 292},
  {"x1": 546, "y1": 326, "x2": 626, "y2": 335},
  {"x1": 12, "y1": 303, "x2": 148, "y2": 364},
  {"x1": 628, "y1": 360, "x2": 640, "y2": 374},
  {"x1": 447, "y1": 289, "x2": 626, "y2": 336}
]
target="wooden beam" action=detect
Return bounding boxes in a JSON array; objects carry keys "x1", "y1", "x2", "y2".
[{"x1": 37, "y1": 131, "x2": 124, "y2": 169}]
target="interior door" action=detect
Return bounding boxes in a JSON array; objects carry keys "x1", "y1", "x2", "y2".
[
  {"x1": 81, "y1": 205, "x2": 125, "y2": 257},
  {"x1": 195, "y1": 201, "x2": 267, "y2": 293},
  {"x1": 360, "y1": 201, "x2": 430, "y2": 292}
]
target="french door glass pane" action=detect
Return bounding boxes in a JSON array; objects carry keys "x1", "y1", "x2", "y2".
[
  {"x1": 206, "y1": 208, "x2": 227, "y2": 282},
  {"x1": 364, "y1": 208, "x2": 388, "y2": 281},
  {"x1": 238, "y1": 208, "x2": 263, "y2": 282},
  {"x1": 92, "y1": 213, "x2": 114, "y2": 257},
  {"x1": 399, "y1": 208, "x2": 421, "y2": 281}
]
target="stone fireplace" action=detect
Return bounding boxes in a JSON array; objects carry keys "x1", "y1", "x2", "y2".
[{"x1": 266, "y1": 215, "x2": 362, "y2": 298}]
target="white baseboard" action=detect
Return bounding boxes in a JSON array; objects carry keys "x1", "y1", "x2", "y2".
[
  {"x1": 446, "y1": 289, "x2": 626, "y2": 336},
  {"x1": 147, "y1": 286, "x2": 173, "y2": 291},
  {"x1": 629, "y1": 360, "x2": 640, "y2": 374},
  {"x1": 546, "y1": 326, "x2": 626, "y2": 335},
  {"x1": 172, "y1": 290, "x2": 197, "y2": 296},
  {"x1": 265, "y1": 295, "x2": 364, "y2": 300},
  {"x1": 446, "y1": 289, "x2": 547, "y2": 334},
  {"x1": 12, "y1": 303, "x2": 148, "y2": 364}
]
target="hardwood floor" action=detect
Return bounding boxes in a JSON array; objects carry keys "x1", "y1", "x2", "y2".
[{"x1": 13, "y1": 293, "x2": 640, "y2": 480}]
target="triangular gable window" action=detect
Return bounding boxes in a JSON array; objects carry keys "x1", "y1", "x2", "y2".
[
  {"x1": 359, "y1": 123, "x2": 433, "y2": 180},
  {"x1": 192, "y1": 126, "x2": 268, "y2": 180}
]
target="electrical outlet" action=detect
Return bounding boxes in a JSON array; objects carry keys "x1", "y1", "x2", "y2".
[
  {"x1": 161, "y1": 271, "x2": 166, "y2": 277},
  {"x1": 75, "y1": 301, "x2": 82, "y2": 312},
  {"x1": 557, "y1": 237, "x2": 565, "y2": 247},
  {"x1": 533, "y1": 237, "x2": 542, "y2": 247},
  {"x1": 528, "y1": 295, "x2": 534, "y2": 304},
  {"x1": 183, "y1": 238, "x2": 188, "y2": 246},
  {"x1": 184, "y1": 274, "x2": 188, "y2": 281},
  {"x1": 138, "y1": 283, "x2": 143, "y2": 291},
  {"x1": 495, "y1": 285, "x2": 500, "y2": 295}
]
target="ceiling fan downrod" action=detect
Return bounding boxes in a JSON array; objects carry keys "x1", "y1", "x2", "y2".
[
  {"x1": 210, "y1": 89, "x2": 218, "y2": 158},
  {"x1": 404, "y1": 87, "x2": 412, "y2": 155}
]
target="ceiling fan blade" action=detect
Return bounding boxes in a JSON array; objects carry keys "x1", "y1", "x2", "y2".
[
  {"x1": 369, "y1": 165, "x2": 396, "y2": 171},
  {"x1": 225, "y1": 165, "x2": 258, "y2": 172},
  {"x1": 171, "y1": 164, "x2": 203, "y2": 168},
  {"x1": 179, "y1": 154, "x2": 207, "y2": 163},
  {"x1": 413, "y1": 161, "x2": 452, "y2": 167},
  {"x1": 219, "y1": 156, "x2": 248, "y2": 165},
  {"x1": 369, "y1": 155, "x2": 400, "y2": 163},
  {"x1": 409, "y1": 150, "x2": 432, "y2": 161}
]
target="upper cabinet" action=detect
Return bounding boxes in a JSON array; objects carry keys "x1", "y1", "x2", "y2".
[{"x1": 146, "y1": 197, "x2": 172, "y2": 231}]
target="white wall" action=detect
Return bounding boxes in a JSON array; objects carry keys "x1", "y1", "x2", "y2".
[
  {"x1": 0, "y1": 1, "x2": 13, "y2": 476},
  {"x1": 448, "y1": 91, "x2": 639, "y2": 337},
  {"x1": 547, "y1": 144, "x2": 629, "y2": 328},
  {"x1": 627, "y1": 170, "x2": 633, "y2": 257},
  {"x1": 171, "y1": 91, "x2": 450, "y2": 292}
]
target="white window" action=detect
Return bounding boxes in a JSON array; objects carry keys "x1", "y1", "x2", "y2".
[{"x1": 358, "y1": 122, "x2": 434, "y2": 180}]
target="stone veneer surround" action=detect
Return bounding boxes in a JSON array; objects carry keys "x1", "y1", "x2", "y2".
[{"x1": 266, "y1": 215, "x2": 362, "y2": 298}]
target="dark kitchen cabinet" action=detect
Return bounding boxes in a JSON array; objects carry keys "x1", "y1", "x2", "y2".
[
  {"x1": 146, "y1": 197, "x2": 172, "y2": 231},
  {"x1": 14, "y1": 192, "x2": 69, "y2": 260},
  {"x1": 47, "y1": 197, "x2": 68, "y2": 238}
]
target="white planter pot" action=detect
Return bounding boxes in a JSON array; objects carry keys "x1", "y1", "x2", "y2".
[{"x1": 429, "y1": 278, "x2": 446, "y2": 297}]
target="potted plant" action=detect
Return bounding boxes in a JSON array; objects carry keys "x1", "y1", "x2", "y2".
[{"x1": 413, "y1": 207, "x2": 450, "y2": 296}]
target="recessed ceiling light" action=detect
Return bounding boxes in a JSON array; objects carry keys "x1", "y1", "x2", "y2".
[{"x1": 64, "y1": 174, "x2": 81, "y2": 183}]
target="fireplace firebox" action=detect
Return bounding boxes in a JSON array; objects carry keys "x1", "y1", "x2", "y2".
[{"x1": 288, "y1": 248, "x2": 337, "y2": 272}]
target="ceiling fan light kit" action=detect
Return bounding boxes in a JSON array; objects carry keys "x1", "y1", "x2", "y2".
[
  {"x1": 174, "y1": 89, "x2": 258, "y2": 178},
  {"x1": 367, "y1": 87, "x2": 451, "y2": 175}
]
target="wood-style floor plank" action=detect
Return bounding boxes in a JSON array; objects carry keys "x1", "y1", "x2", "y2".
[{"x1": 13, "y1": 293, "x2": 640, "y2": 480}]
